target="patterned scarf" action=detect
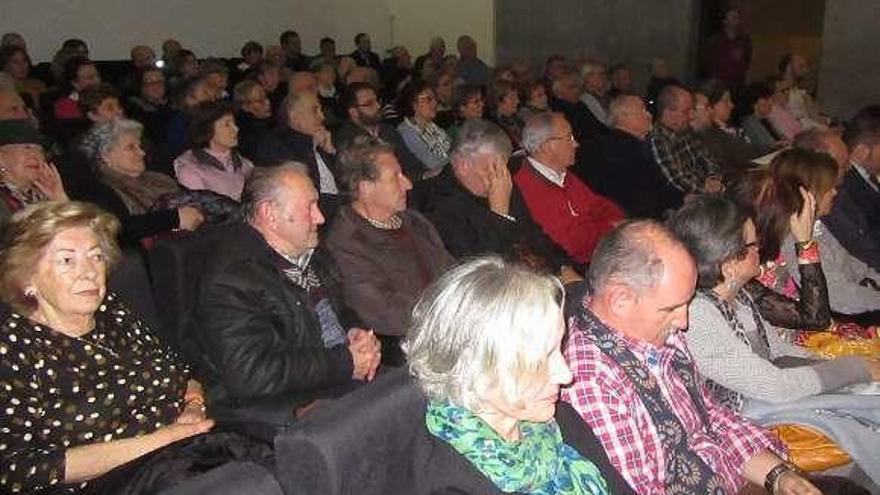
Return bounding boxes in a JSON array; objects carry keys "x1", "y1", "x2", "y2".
[
  {"x1": 698, "y1": 290, "x2": 771, "y2": 412},
  {"x1": 404, "y1": 117, "x2": 451, "y2": 166},
  {"x1": 0, "y1": 180, "x2": 45, "y2": 213},
  {"x1": 100, "y1": 169, "x2": 181, "y2": 215},
  {"x1": 426, "y1": 400, "x2": 608, "y2": 495},
  {"x1": 579, "y1": 309, "x2": 727, "y2": 495}
]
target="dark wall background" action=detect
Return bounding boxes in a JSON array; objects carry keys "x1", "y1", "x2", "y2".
[
  {"x1": 495, "y1": 0, "x2": 877, "y2": 119},
  {"x1": 819, "y1": 0, "x2": 880, "y2": 119},
  {"x1": 495, "y1": 0, "x2": 700, "y2": 92}
]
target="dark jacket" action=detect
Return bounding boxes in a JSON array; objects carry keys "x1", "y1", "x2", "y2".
[
  {"x1": 823, "y1": 167, "x2": 880, "y2": 272},
  {"x1": 235, "y1": 111, "x2": 273, "y2": 163},
  {"x1": 275, "y1": 368, "x2": 637, "y2": 495},
  {"x1": 411, "y1": 166, "x2": 573, "y2": 273},
  {"x1": 76, "y1": 179, "x2": 180, "y2": 245},
  {"x1": 576, "y1": 128, "x2": 683, "y2": 219},
  {"x1": 325, "y1": 206, "x2": 454, "y2": 337},
  {"x1": 253, "y1": 126, "x2": 340, "y2": 222},
  {"x1": 697, "y1": 124, "x2": 769, "y2": 182},
  {"x1": 549, "y1": 97, "x2": 608, "y2": 145},
  {"x1": 189, "y1": 222, "x2": 356, "y2": 425},
  {"x1": 332, "y1": 120, "x2": 426, "y2": 180},
  {"x1": 350, "y1": 50, "x2": 382, "y2": 72}
]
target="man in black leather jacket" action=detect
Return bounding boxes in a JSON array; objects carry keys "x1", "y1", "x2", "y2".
[{"x1": 188, "y1": 163, "x2": 381, "y2": 427}]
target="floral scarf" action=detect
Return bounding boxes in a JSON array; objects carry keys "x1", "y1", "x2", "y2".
[{"x1": 426, "y1": 400, "x2": 608, "y2": 495}]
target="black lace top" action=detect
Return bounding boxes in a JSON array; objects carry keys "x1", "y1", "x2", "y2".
[{"x1": 744, "y1": 262, "x2": 831, "y2": 331}]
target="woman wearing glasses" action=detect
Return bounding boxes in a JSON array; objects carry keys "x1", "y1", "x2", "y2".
[
  {"x1": 396, "y1": 80, "x2": 451, "y2": 179},
  {"x1": 668, "y1": 194, "x2": 880, "y2": 484}
]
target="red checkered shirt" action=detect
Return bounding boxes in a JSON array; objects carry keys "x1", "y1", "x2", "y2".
[{"x1": 561, "y1": 307, "x2": 784, "y2": 495}]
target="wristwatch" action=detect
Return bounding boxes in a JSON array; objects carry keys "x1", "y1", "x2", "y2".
[{"x1": 764, "y1": 462, "x2": 801, "y2": 494}]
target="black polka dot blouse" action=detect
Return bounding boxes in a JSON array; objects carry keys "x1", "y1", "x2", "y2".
[{"x1": 0, "y1": 293, "x2": 190, "y2": 493}]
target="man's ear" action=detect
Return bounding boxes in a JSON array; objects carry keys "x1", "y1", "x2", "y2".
[{"x1": 605, "y1": 283, "x2": 636, "y2": 318}]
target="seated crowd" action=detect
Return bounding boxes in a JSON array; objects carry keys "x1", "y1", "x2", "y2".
[{"x1": 1, "y1": 19, "x2": 879, "y2": 495}]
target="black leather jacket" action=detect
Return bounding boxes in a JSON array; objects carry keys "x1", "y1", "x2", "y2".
[{"x1": 189, "y1": 222, "x2": 356, "y2": 424}]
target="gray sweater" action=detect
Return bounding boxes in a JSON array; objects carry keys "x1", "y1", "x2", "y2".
[{"x1": 686, "y1": 292, "x2": 871, "y2": 405}]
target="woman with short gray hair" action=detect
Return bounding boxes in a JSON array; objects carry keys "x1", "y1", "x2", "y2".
[
  {"x1": 79, "y1": 118, "x2": 204, "y2": 243},
  {"x1": 401, "y1": 256, "x2": 627, "y2": 494}
]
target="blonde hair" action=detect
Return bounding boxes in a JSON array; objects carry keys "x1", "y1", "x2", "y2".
[
  {"x1": 402, "y1": 256, "x2": 564, "y2": 411},
  {"x1": 0, "y1": 201, "x2": 120, "y2": 314}
]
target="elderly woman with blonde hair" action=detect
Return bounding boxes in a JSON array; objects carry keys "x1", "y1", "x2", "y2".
[{"x1": 0, "y1": 201, "x2": 270, "y2": 494}]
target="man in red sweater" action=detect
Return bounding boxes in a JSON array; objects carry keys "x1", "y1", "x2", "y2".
[{"x1": 515, "y1": 112, "x2": 624, "y2": 265}]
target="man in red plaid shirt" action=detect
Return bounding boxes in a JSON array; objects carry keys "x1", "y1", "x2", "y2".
[{"x1": 561, "y1": 220, "x2": 820, "y2": 495}]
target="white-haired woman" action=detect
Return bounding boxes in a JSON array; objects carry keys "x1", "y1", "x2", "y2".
[
  {"x1": 401, "y1": 257, "x2": 633, "y2": 494},
  {"x1": 79, "y1": 118, "x2": 203, "y2": 244}
]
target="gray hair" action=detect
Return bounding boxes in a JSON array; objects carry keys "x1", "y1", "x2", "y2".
[
  {"x1": 79, "y1": 119, "x2": 143, "y2": 171},
  {"x1": 607, "y1": 95, "x2": 640, "y2": 128},
  {"x1": 403, "y1": 256, "x2": 564, "y2": 411},
  {"x1": 522, "y1": 111, "x2": 560, "y2": 155},
  {"x1": 336, "y1": 139, "x2": 396, "y2": 199},
  {"x1": 579, "y1": 58, "x2": 606, "y2": 77},
  {"x1": 240, "y1": 162, "x2": 309, "y2": 222},
  {"x1": 278, "y1": 90, "x2": 313, "y2": 127},
  {"x1": 588, "y1": 220, "x2": 682, "y2": 296},
  {"x1": 450, "y1": 119, "x2": 513, "y2": 161}
]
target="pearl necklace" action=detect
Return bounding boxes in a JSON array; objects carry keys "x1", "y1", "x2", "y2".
[{"x1": 363, "y1": 213, "x2": 403, "y2": 230}]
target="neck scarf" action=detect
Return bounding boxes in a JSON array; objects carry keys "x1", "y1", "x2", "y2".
[
  {"x1": 405, "y1": 117, "x2": 451, "y2": 165},
  {"x1": 0, "y1": 180, "x2": 45, "y2": 213},
  {"x1": 100, "y1": 168, "x2": 181, "y2": 215},
  {"x1": 579, "y1": 308, "x2": 728, "y2": 494},
  {"x1": 698, "y1": 290, "x2": 770, "y2": 412},
  {"x1": 426, "y1": 400, "x2": 608, "y2": 495},
  {"x1": 193, "y1": 147, "x2": 244, "y2": 172}
]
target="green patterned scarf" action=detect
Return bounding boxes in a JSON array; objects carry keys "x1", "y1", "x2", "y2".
[{"x1": 426, "y1": 400, "x2": 608, "y2": 494}]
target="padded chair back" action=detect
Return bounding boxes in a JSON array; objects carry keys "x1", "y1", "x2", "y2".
[
  {"x1": 109, "y1": 248, "x2": 160, "y2": 331},
  {"x1": 147, "y1": 225, "x2": 230, "y2": 357},
  {"x1": 274, "y1": 369, "x2": 429, "y2": 495}
]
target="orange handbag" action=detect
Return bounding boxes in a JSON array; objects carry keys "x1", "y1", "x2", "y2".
[{"x1": 769, "y1": 424, "x2": 851, "y2": 472}]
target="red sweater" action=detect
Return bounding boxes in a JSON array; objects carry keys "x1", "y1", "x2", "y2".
[{"x1": 514, "y1": 164, "x2": 624, "y2": 264}]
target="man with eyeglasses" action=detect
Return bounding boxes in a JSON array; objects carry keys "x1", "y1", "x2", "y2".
[
  {"x1": 577, "y1": 95, "x2": 683, "y2": 219},
  {"x1": 514, "y1": 112, "x2": 624, "y2": 266},
  {"x1": 333, "y1": 82, "x2": 423, "y2": 180},
  {"x1": 648, "y1": 84, "x2": 724, "y2": 195}
]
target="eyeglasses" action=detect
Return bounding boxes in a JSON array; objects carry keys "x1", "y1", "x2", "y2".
[{"x1": 547, "y1": 134, "x2": 576, "y2": 143}]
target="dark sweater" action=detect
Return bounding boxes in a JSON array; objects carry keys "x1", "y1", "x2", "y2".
[{"x1": 576, "y1": 128, "x2": 683, "y2": 219}]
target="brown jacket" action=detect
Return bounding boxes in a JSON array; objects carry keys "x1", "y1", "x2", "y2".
[{"x1": 325, "y1": 206, "x2": 454, "y2": 336}]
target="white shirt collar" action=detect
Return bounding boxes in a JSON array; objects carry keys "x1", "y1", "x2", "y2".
[
  {"x1": 853, "y1": 162, "x2": 879, "y2": 192},
  {"x1": 527, "y1": 157, "x2": 566, "y2": 187}
]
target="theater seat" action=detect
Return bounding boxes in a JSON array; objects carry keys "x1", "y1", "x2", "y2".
[
  {"x1": 147, "y1": 225, "x2": 230, "y2": 357},
  {"x1": 275, "y1": 367, "x2": 529, "y2": 495},
  {"x1": 109, "y1": 248, "x2": 160, "y2": 330}
]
